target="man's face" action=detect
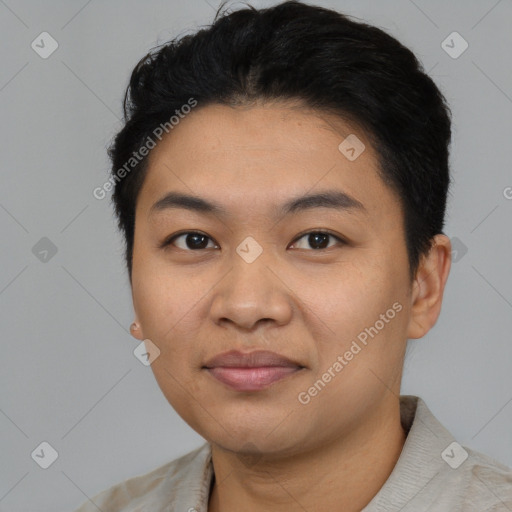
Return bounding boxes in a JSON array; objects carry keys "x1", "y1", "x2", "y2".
[{"x1": 131, "y1": 102, "x2": 414, "y2": 456}]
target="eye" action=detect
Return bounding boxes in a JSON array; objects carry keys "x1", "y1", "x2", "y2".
[
  {"x1": 162, "y1": 231, "x2": 218, "y2": 251},
  {"x1": 160, "y1": 229, "x2": 345, "y2": 252},
  {"x1": 290, "y1": 230, "x2": 345, "y2": 250}
]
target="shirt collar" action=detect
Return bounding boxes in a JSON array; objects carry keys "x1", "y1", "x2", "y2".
[
  {"x1": 362, "y1": 395, "x2": 455, "y2": 511},
  {"x1": 171, "y1": 395, "x2": 455, "y2": 512}
]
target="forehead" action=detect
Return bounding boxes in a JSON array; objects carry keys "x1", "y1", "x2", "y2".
[{"x1": 137, "y1": 103, "x2": 401, "y2": 224}]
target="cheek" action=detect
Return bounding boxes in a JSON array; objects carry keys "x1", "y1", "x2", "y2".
[
  {"x1": 312, "y1": 258, "x2": 408, "y2": 367},
  {"x1": 132, "y1": 258, "x2": 201, "y2": 335},
  {"x1": 131, "y1": 262, "x2": 216, "y2": 390},
  {"x1": 131, "y1": 270, "x2": 205, "y2": 406}
]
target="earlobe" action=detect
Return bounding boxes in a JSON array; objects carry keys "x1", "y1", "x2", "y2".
[
  {"x1": 406, "y1": 234, "x2": 452, "y2": 339},
  {"x1": 130, "y1": 320, "x2": 144, "y2": 341}
]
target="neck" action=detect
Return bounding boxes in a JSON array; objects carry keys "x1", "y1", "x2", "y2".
[{"x1": 207, "y1": 397, "x2": 406, "y2": 512}]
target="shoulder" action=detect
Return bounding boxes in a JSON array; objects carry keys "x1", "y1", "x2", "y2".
[
  {"x1": 412, "y1": 397, "x2": 512, "y2": 510},
  {"x1": 458, "y1": 446, "x2": 512, "y2": 511},
  {"x1": 367, "y1": 396, "x2": 512, "y2": 511},
  {"x1": 413, "y1": 396, "x2": 512, "y2": 511},
  {"x1": 72, "y1": 442, "x2": 212, "y2": 512}
]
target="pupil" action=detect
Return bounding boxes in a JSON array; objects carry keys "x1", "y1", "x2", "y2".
[
  {"x1": 187, "y1": 234, "x2": 208, "y2": 249},
  {"x1": 310, "y1": 233, "x2": 329, "y2": 249},
  {"x1": 184, "y1": 233, "x2": 330, "y2": 250}
]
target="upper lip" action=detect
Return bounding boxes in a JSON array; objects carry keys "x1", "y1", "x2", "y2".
[{"x1": 203, "y1": 350, "x2": 303, "y2": 368}]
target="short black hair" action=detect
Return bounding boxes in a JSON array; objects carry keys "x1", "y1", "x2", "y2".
[{"x1": 108, "y1": 0, "x2": 452, "y2": 281}]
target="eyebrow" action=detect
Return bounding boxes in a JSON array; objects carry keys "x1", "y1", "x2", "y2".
[{"x1": 149, "y1": 190, "x2": 367, "y2": 218}]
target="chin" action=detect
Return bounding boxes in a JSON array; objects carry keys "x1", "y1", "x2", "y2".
[{"x1": 197, "y1": 413, "x2": 309, "y2": 456}]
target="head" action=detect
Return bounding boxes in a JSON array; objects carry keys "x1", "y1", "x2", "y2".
[{"x1": 109, "y1": 1, "x2": 452, "y2": 456}]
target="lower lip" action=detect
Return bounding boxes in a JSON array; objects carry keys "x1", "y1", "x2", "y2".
[{"x1": 205, "y1": 366, "x2": 302, "y2": 391}]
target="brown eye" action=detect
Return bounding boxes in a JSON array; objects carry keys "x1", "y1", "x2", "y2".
[
  {"x1": 291, "y1": 231, "x2": 344, "y2": 250},
  {"x1": 164, "y1": 232, "x2": 218, "y2": 250}
]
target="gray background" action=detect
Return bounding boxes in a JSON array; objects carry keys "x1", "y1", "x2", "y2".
[{"x1": 1, "y1": 0, "x2": 511, "y2": 510}]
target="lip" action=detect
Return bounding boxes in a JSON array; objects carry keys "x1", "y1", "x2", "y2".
[{"x1": 203, "y1": 350, "x2": 304, "y2": 391}]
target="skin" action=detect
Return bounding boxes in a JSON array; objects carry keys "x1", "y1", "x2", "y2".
[{"x1": 129, "y1": 101, "x2": 452, "y2": 512}]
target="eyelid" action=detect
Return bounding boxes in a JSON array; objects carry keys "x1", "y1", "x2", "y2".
[
  {"x1": 289, "y1": 229, "x2": 347, "y2": 247},
  {"x1": 158, "y1": 230, "x2": 219, "y2": 250},
  {"x1": 160, "y1": 229, "x2": 346, "y2": 251}
]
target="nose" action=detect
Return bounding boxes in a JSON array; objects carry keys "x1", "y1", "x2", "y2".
[{"x1": 209, "y1": 251, "x2": 293, "y2": 332}]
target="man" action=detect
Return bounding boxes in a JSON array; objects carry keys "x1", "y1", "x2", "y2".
[{"x1": 76, "y1": 1, "x2": 512, "y2": 510}]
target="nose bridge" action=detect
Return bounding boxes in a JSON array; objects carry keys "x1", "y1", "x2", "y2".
[
  {"x1": 210, "y1": 243, "x2": 292, "y2": 329},
  {"x1": 232, "y1": 246, "x2": 274, "y2": 297}
]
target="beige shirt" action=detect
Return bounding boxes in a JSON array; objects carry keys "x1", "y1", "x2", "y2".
[{"x1": 73, "y1": 395, "x2": 512, "y2": 511}]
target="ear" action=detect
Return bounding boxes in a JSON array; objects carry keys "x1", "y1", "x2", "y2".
[
  {"x1": 407, "y1": 234, "x2": 452, "y2": 339},
  {"x1": 130, "y1": 314, "x2": 145, "y2": 341}
]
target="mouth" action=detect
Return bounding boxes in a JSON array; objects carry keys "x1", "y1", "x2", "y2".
[{"x1": 203, "y1": 350, "x2": 305, "y2": 392}]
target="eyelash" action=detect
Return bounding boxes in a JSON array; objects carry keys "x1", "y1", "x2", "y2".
[{"x1": 159, "y1": 230, "x2": 346, "y2": 252}]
